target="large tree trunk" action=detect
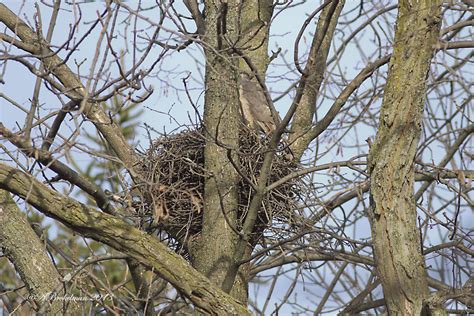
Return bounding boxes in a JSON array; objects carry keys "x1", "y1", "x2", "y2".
[
  {"x1": 189, "y1": 0, "x2": 242, "y2": 300},
  {"x1": 238, "y1": 0, "x2": 273, "y2": 76},
  {"x1": 367, "y1": 1, "x2": 442, "y2": 315},
  {"x1": 191, "y1": 0, "x2": 273, "y2": 303}
]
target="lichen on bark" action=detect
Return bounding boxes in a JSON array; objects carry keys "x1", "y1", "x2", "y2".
[{"x1": 367, "y1": 1, "x2": 442, "y2": 315}]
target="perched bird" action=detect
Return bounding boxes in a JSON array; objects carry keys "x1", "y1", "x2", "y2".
[{"x1": 238, "y1": 73, "x2": 276, "y2": 134}]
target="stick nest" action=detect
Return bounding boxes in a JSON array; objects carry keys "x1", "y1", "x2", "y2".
[{"x1": 135, "y1": 127, "x2": 302, "y2": 244}]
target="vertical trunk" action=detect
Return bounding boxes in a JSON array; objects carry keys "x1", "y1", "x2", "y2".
[
  {"x1": 238, "y1": 0, "x2": 273, "y2": 76},
  {"x1": 368, "y1": 1, "x2": 441, "y2": 315},
  {"x1": 191, "y1": 0, "x2": 242, "y2": 301},
  {"x1": 191, "y1": 1, "x2": 274, "y2": 302}
]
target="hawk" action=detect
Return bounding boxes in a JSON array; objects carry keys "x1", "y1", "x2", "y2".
[{"x1": 238, "y1": 73, "x2": 276, "y2": 134}]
